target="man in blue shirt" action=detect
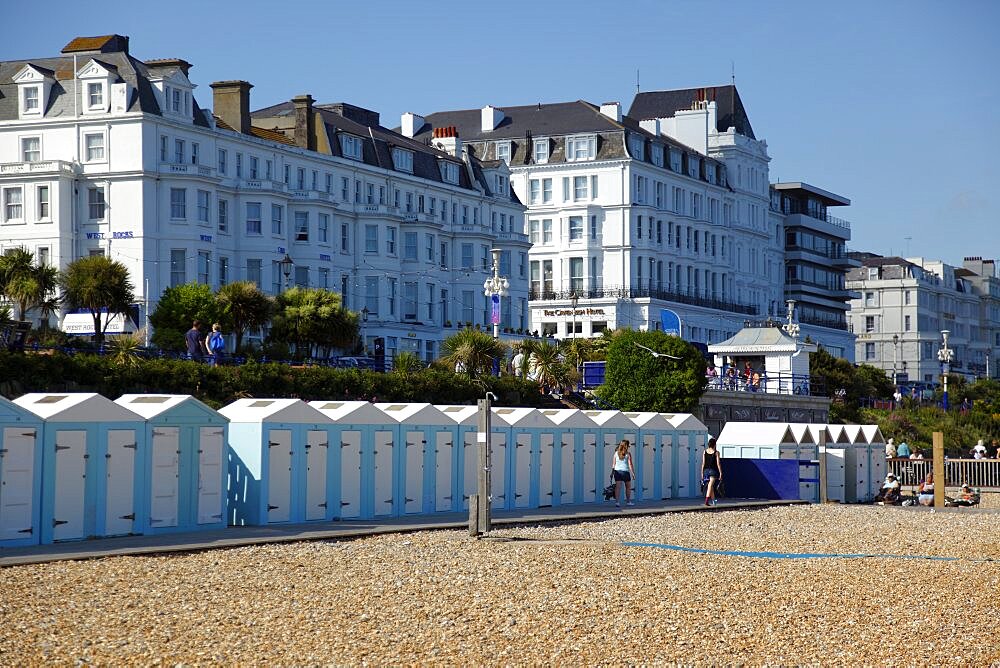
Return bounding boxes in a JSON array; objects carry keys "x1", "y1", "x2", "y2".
[{"x1": 185, "y1": 320, "x2": 203, "y2": 361}]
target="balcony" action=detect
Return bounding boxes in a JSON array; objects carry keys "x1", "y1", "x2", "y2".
[
  {"x1": 798, "y1": 312, "x2": 849, "y2": 331},
  {"x1": 497, "y1": 231, "x2": 530, "y2": 243},
  {"x1": 0, "y1": 160, "x2": 76, "y2": 176},
  {"x1": 242, "y1": 179, "x2": 285, "y2": 192},
  {"x1": 355, "y1": 203, "x2": 391, "y2": 217},
  {"x1": 160, "y1": 162, "x2": 214, "y2": 177},
  {"x1": 290, "y1": 189, "x2": 334, "y2": 202},
  {"x1": 529, "y1": 285, "x2": 758, "y2": 315}
]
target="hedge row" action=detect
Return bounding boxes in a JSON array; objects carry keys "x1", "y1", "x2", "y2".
[{"x1": 0, "y1": 352, "x2": 544, "y2": 409}]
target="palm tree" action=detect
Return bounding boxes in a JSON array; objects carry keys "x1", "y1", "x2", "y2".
[
  {"x1": 59, "y1": 256, "x2": 135, "y2": 345},
  {"x1": 6, "y1": 263, "x2": 59, "y2": 324},
  {"x1": 391, "y1": 351, "x2": 424, "y2": 375},
  {"x1": 528, "y1": 339, "x2": 576, "y2": 391},
  {"x1": 215, "y1": 281, "x2": 273, "y2": 351},
  {"x1": 0, "y1": 247, "x2": 35, "y2": 319},
  {"x1": 441, "y1": 327, "x2": 506, "y2": 378}
]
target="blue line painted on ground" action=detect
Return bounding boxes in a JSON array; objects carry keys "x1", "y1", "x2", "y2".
[{"x1": 622, "y1": 542, "x2": 995, "y2": 562}]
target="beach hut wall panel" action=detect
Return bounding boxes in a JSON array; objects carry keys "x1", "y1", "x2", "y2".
[
  {"x1": 436, "y1": 405, "x2": 479, "y2": 512},
  {"x1": 13, "y1": 393, "x2": 145, "y2": 543},
  {"x1": 0, "y1": 397, "x2": 44, "y2": 547},
  {"x1": 625, "y1": 412, "x2": 675, "y2": 500},
  {"x1": 375, "y1": 403, "x2": 452, "y2": 516},
  {"x1": 539, "y1": 409, "x2": 598, "y2": 506},
  {"x1": 308, "y1": 400, "x2": 390, "y2": 520},
  {"x1": 824, "y1": 448, "x2": 847, "y2": 503},
  {"x1": 218, "y1": 399, "x2": 332, "y2": 525},
  {"x1": 667, "y1": 414, "x2": 710, "y2": 498},
  {"x1": 491, "y1": 408, "x2": 541, "y2": 509},
  {"x1": 583, "y1": 411, "x2": 640, "y2": 499},
  {"x1": 115, "y1": 395, "x2": 229, "y2": 533}
]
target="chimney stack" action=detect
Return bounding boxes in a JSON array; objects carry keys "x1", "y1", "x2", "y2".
[
  {"x1": 432, "y1": 126, "x2": 462, "y2": 157},
  {"x1": 292, "y1": 94, "x2": 315, "y2": 150},
  {"x1": 210, "y1": 80, "x2": 253, "y2": 135},
  {"x1": 599, "y1": 102, "x2": 622, "y2": 122},
  {"x1": 401, "y1": 112, "x2": 425, "y2": 138},
  {"x1": 481, "y1": 105, "x2": 504, "y2": 133}
]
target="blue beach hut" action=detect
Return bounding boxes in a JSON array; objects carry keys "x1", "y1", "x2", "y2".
[
  {"x1": 435, "y1": 405, "x2": 481, "y2": 513},
  {"x1": 0, "y1": 396, "x2": 44, "y2": 547},
  {"x1": 538, "y1": 409, "x2": 597, "y2": 506},
  {"x1": 624, "y1": 412, "x2": 675, "y2": 500},
  {"x1": 219, "y1": 399, "x2": 332, "y2": 525},
  {"x1": 374, "y1": 403, "x2": 452, "y2": 516},
  {"x1": 115, "y1": 394, "x2": 228, "y2": 532},
  {"x1": 582, "y1": 410, "x2": 638, "y2": 502},
  {"x1": 14, "y1": 393, "x2": 145, "y2": 543},
  {"x1": 665, "y1": 413, "x2": 710, "y2": 499}
]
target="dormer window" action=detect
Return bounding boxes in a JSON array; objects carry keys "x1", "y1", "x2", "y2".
[
  {"x1": 669, "y1": 149, "x2": 682, "y2": 172},
  {"x1": 440, "y1": 161, "x2": 459, "y2": 184},
  {"x1": 566, "y1": 135, "x2": 596, "y2": 161},
  {"x1": 14, "y1": 64, "x2": 54, "y2": 119},
  {"x1": 533, "y1": 139, "x2": 549, "y2": 164},
  {"x1": 495, "y1": 175, "x2": 508, "y2": 197},
  {"x1": 87, "y1": 82, "x2": 104, "y2": 109},
  {"x1": 496, "y1": 141, "x2": 511, "y2": 164},
  {"x1": 651, "y1": 144, "x2": 664, "y2": 167},
  {"x1": 629, "y1": 135, "x2": 644, "y2": 161},
  {"x1": 392, "y1": 148, "x2": 414, "y2": 173},
  {"x1": 340, "y1": 134, "x2": 363, "y2": 161}
]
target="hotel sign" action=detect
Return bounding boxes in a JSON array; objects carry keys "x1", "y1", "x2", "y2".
[{"x1": 542, "y1": 308, "x2": 604, "y2": 316}]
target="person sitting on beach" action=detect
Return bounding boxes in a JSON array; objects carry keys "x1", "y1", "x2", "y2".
[
  {"x1": 917, "y1": 473, "x2": 935, "y2": 506},
  {"x1": 945, "y1": 484, "x2": 980, "y2": 508},
  {"x1": 875, "y1": 473, "x2": 901, "y2": 505}
]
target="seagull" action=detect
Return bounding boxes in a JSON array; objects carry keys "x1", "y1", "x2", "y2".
[
  {"x1": 792, "y1": 347, "x2": 804, "y2": 358},
  {"x1": 634, "y1": 342, "x2": 682, "y2": 360}
]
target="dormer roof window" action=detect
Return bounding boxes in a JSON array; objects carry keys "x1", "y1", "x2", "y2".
[
  {"x1": 392, "y1": 147, "x2": 414, "y2": 173},
  {"x1": 147, "y1": 65, "x2": 195, "y2": 122},
  {"x1": 13, "y1": 64, "x2": 55, "y2": 119},
  {"x1": 440, "y1": 161, "x2": 459, "y2": 184},
  {"x1": 533, "y1": 138, "x2": 549, "y2": 164},
  {"x1": 629, "y1": 134, "x2": 644, "y2": 161},
  {"x1": 566, "y1": 134, "x2": 596, "y2": 161},
  {"x1": 340, "y1": 134, "x2": 364, "y2": 161},
  {"x1": 77, "y1": 59, "x2": 116, "y2": 115},
  {"x1": 496, "y1": 141, "x2": 511, "y2": 164}
]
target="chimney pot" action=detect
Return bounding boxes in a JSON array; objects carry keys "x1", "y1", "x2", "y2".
[
  {"x1": 210, "y1": 80, "x2": 253, "y2": 135},
  {"x1": 292, "y1": 94, "x2": 315, "y2": 151}
]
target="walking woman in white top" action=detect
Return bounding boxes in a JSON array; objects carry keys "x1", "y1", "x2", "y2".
[{"x1": 611, "y1": 439, "x2": 635, "y2": 507}]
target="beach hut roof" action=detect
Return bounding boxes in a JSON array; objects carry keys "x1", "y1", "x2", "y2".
[
  {"x1": 375, "y1": 402, "x2": 449, "y2": 424},
  {"x1": 665, "y1": 413, "x2": 708, "y2": 431},
  {"x1": 218, "y1": 398, "x2": 330, "y2": 423},
  {"x1": 115, "y1": 394, "x2": 224, "y2": 421},
  {"x1": 492, "y1": 407, "x2": 549, "y2": 427},
  {"x1": 14, "y1": 392, "x2": 141, "y2": 422},
  {"x1": 0, "y1": 395, "x2": 42, "y2": 423},
  {"x1": 582, "y1": 410, "x2": 635, "y2": 429},
  {"x1": 435, "y1": 405, "x2": 480, "y2": 425},
  {"x1": 538, "y1": 408, "x2": 597, "y2": 428},
  {"x1": 718, "y1": 422, "x2": 795, "y2": 446},
  {"x1": 308, "y1": 400, "x2": 387, "y2": 424},
  {"x1": 860, "y1": 425, "x2": 885, "y2": 444},
  {"x1": 623, "y1": 411, "x2": 673, "y2": 430}
]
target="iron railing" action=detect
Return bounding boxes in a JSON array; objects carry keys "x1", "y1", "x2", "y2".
[
  {"x1": 705, "y1": 371, "x2": 826, "y2": 397},
  {"x1": 529, "y1": 285, "x2": 758, "y2": 315},
  {"x1": 886, "y1": 457, "x2": 1000, "y2": 492}
]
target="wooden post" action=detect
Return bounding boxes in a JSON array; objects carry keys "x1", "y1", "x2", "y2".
[
  {"x1": 469, "y1": 397, "x2": 492, "y2": 536},
  {"x1": 818, "y1": 429, "x2": 828, "y2": 504},
  {"x1": 932, "y1": 431, "x2": 945, "y2": 509}
]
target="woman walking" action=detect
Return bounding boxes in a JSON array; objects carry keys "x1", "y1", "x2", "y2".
[
  {"x1": 611, "y1": 439, "x2": 635, "y2": 508},
  {"x1": 702, "y1": 437, "x2": 723, "y2": 506}
]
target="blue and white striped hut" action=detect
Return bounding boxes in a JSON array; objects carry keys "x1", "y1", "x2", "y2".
[
  {"x1": 435, "y1": 405, "x2": 481, "y2": 513},
  {"x1": 582, "y1": 410, "x2": 639, "y2": 501},
  {"x1": 0, "y1": 396, "x2": 44, "y2": 547},
  {"x1": 664, "y1": 413, "x2": 710, "y2": 499},
  {"x1": 623, "y1": 411, "x2": 675, "y2": 501},
  {"x1": 538, "y1": 409, "x2": 599, "y2": 506},
  {"x1": 374, "y1": 403, "x2": 452, "y2": 516}
]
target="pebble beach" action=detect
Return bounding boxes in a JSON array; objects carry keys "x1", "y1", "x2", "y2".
[{"x1": 2, "y1": 504, "x2": 999, "y2": 666}]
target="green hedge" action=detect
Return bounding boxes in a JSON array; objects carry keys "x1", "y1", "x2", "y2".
[{"x1": 0, "y1": 352, "x2": 544, "y2": 409}]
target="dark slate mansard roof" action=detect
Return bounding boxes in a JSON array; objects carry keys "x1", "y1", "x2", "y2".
[{"x1": 628, "y1": 85, "x2": 755, "y2": 140}]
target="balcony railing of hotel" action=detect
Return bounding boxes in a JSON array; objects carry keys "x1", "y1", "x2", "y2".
[
  {"x1": 529, "y1": 285, "x2": 758, "y2": 315},
  {"x1": 771, "y1": 201, "x2": 852, "y2": 230},
  {"x1": 797, "y1": 312, "x2": 849, "y2": 331}
]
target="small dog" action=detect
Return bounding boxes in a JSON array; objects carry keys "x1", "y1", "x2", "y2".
[{"x1": 603, "y1": 482, "x2": 617, "y2": 501}]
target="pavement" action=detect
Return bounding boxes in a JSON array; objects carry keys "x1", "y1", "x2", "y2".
[{"x1": 0, "y1": 498, "x2": 805, "y2": 567}]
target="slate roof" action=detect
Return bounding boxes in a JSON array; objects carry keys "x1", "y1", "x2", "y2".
[
  {"x1": 628, "y1": 85, "x2": 756, "y2": 140},
  {"x1": 708, "y1": 326, "x2": 816, "y2": 353}
]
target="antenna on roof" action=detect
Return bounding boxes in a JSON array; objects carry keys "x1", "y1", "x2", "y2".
[
  {"x1": 731, "y1": 61, "x2": 735, "y2": 86},
  {"x1": 636, "y1": 68, "x2": 640, "y2": 93}
]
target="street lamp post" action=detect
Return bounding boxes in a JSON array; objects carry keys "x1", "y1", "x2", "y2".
[
  {"x1": 937, "y1": 329, "x2": 953, "y2": 410},
  {"x1": 483, "y1": 248, "x2": 509, "y2": 340},
  {"x1": 360, "y1": 306, "x2": 369, "y2": 355},
  {"x1": 279, "y1": 254, "x2": 294, "y2": 292},
  {"x1": 892, "y1": 333, "x2": 899, "y2": 386},
  {"x1": 570, "y1": 292, "x2": 579, "y2": 368}
]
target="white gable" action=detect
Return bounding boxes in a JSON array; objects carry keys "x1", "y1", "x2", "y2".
[
  {"x1": 860, "y1": 425, "x2": 885, "y2": 444},
  {"x1": 76, "y1": 59, "x2": 116, "y2": 79},
  {"x1": 309, "y1": 400, "x2": 386, "y2": 424},
  {"x1": 492, "y1": 407, "x2": 545, "y2": 427},
  {"x1": 539, "y1": 408, "x2": 597, "y2": 428},
  {"x1": 115, "y1": 394, "x2": 222, "y2": 421},
  {"x1": 218, "y1": 398, "x2": 330, "y2": 424},
  {"x1": 435, "y1": 405, "x2": 480, "y2": 425},
  {"x1": 13, "y1": 64, "x2": 52, "y2": 84},
  {"x1": 623, "y1": 411, "x2": 673, "y2": 430},
  {"x1": 375, "y1": 403, "x2": 450, "y2": 425},
  {"x1": 665, "y1": 414, "x2": 708, "y2": 431},
  {"x1": 14, "y1": 392, "x2": 141, "y2": 422},
  {"x1": 718, "y1": 422, "x2": 795, "y2": 447},
  {"x1": 582, "y1": 410, "x2": 635, "y2": 429}
]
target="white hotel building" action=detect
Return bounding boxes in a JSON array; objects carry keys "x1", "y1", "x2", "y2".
[{"x1": 0, "y1": 35, "x2": 529, "y2": 359}]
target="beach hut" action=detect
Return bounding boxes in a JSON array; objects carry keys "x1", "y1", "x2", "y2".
[
  {"x1": 841, "y1": 424, "x2": 887, "y2": 503},
  {"x1": 374, "y1": 403, "x2": 452, "y2": 516},
  {"x1": 624, "y1": 412, "x2": 676, "y2": 500},
  {"x1": 115, "y1": 395, "x2": 228, "y2": 532},
  {"x1": 490, "y1": 407, "x2": 540, "y2": 509},
  {"x1": 0, "y1": 396, "x2": 44, "y2": 547},
  {"x1": 436, "y1": 405, "x2": 482, "y2": 513},
  {"x1": 538, "y1": 409, "x2": 598, "y2": 506},
  {"x1": 582, "y1": 411, "x2": 637, "y2": 502},
  {"x1": 665, "y1": 414, "x2": 709, "y2": 499},
  {"x1": 13, "y1": 393, "x2": 145, "y2": 543},
  {"x1": 308, "y1": 400, "x2": 390, "y2": 520},
  {"x1": 219, "y1": 399, "x2": 332, "y2": 525}
]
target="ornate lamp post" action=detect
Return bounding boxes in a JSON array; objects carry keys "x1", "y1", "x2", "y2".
[
  {"x1": 892, "y1": 333, "x2": 899, "y2": 386},
  {"x1": 279, "y1": 254, "x2": 294, "y2": 292},
  {"x1": 937, "y1": 329, "x2": 953, "y2": 410},
  {"x1": 570, "y1": 292, "x2": 580, "y2": 368},
  {"x1": 483, "y1": 248, "x2": 509, "y2": 340}
]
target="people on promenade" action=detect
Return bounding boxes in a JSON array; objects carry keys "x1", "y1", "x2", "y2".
[
  {"x1": 611, "y1": 439, "x2": 635, "y2": 508},
  {"x1": 917, "y1": 473, "x2": 935, "y2": 506},
  {"x1": 896, "y1": 440, "x2": 911, "y2": 458},
  {"x1": 993, "y1": 439, "x2": 1000, "y2": 459},
  {"x1": 893, "y1": 387, "x2": 902, "y2": 408},
  {"x1": 205, "y1": 323, "x2": 225, "y2": 367},
  {"x1": 972, "y1": 439, "x2": 987, "y2": 460},
  {"x1": 702, "y1": 437, "x2": 723, "y2": 506},
  {"x1": 185, "y1": 320, "x2": 204, "y2": 361},
  {"x1": 885, "y1": 438, "x2": 897, "y2": 459}
]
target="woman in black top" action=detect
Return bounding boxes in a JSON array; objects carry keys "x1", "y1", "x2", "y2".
[{"x1": 702, "y1": 437, "x2": 722, "y2": 506}]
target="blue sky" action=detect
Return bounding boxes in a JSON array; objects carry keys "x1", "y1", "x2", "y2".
[{"x1": 6, "y1": 0, "x2": 998, "y2": 266}]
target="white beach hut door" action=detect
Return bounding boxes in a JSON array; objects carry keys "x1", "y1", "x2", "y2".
[
  {"x1": 825, "y1": 448, "x2": 846, "y2": 503},
  {"x1": 435, "y1": 431, "x2": 452, "y2": 512},
  {"x1": 640, "y1": 435, "x2": 655, "y2": 500},
  {"x1": 52, "y1": 431, "x2": 86, "y2": 540},
  {"x1": 149, "y1": 427, "x2": 180, "y2": 528},
  {"x1": 676, "y1": 434, "x2": 690, "y2": 498},
  {"x1": 305, "y1": 430, "x2": 328, "y2": 520},
  {"x1": 374, "y1": 431, "x2": 394, "y2": 515},
  {"x1": 462, "y1": 432, "x2": 477, "y2": 510},
  {"x1": 539, "y1": 433, "x2": 554, "y2": 506},
  {"x1": 105, "y1": 429, "x2": 137, "y2": 535},
  {"x1": 267, "y1": 430, "x2": 292, "y2": 523},
  {"x1": 514, "y1": 433, "x2": 532, "y2": 508},
  {"x1": 559, "y1": 436, "x2": 574, "y2": 505},
  {"x1": 583, "y1": 434, "x2": 597, "y2": 502},
  {"x1": 197, "y1": 427, "x2": 224, "y2": 524},
  {"x1": 490, "y1": 433, "x2": 506, "y2": 505},
  {"x1": 660, "y1": 436, "x2": 674, "y2": 499},
  {"x1": 339, "y1": 431, "x2": 361, "y2": 519},
  {"x1": 0, "y1": 427, "x2": 37, "y2": 540},
  {"x1": 404, "y1": 430, "x2": 424, "y2": 514}
]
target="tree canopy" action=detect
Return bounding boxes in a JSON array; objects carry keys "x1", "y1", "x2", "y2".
[
  {"x1": 148, "y1": 282, "x2": 220, "y2": 351},
  {"x1": 0, "y1": 247, "x2": 59, "y2": 323},
  {"x1": 268, "y1": 287, "x2": 358, "y2": 358},
  {"x1": 595, "y1": 329, "x2": 707, "y2": 412},
  {"x1": 215, "y1": 281, "x2": 273, "y2": 350},
  {"x1": 440, "y1": 327, "x2": 506, "y2": 378},
  {"x1": 59, "y1": 256, "x2": 135, "y2": 345}
]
